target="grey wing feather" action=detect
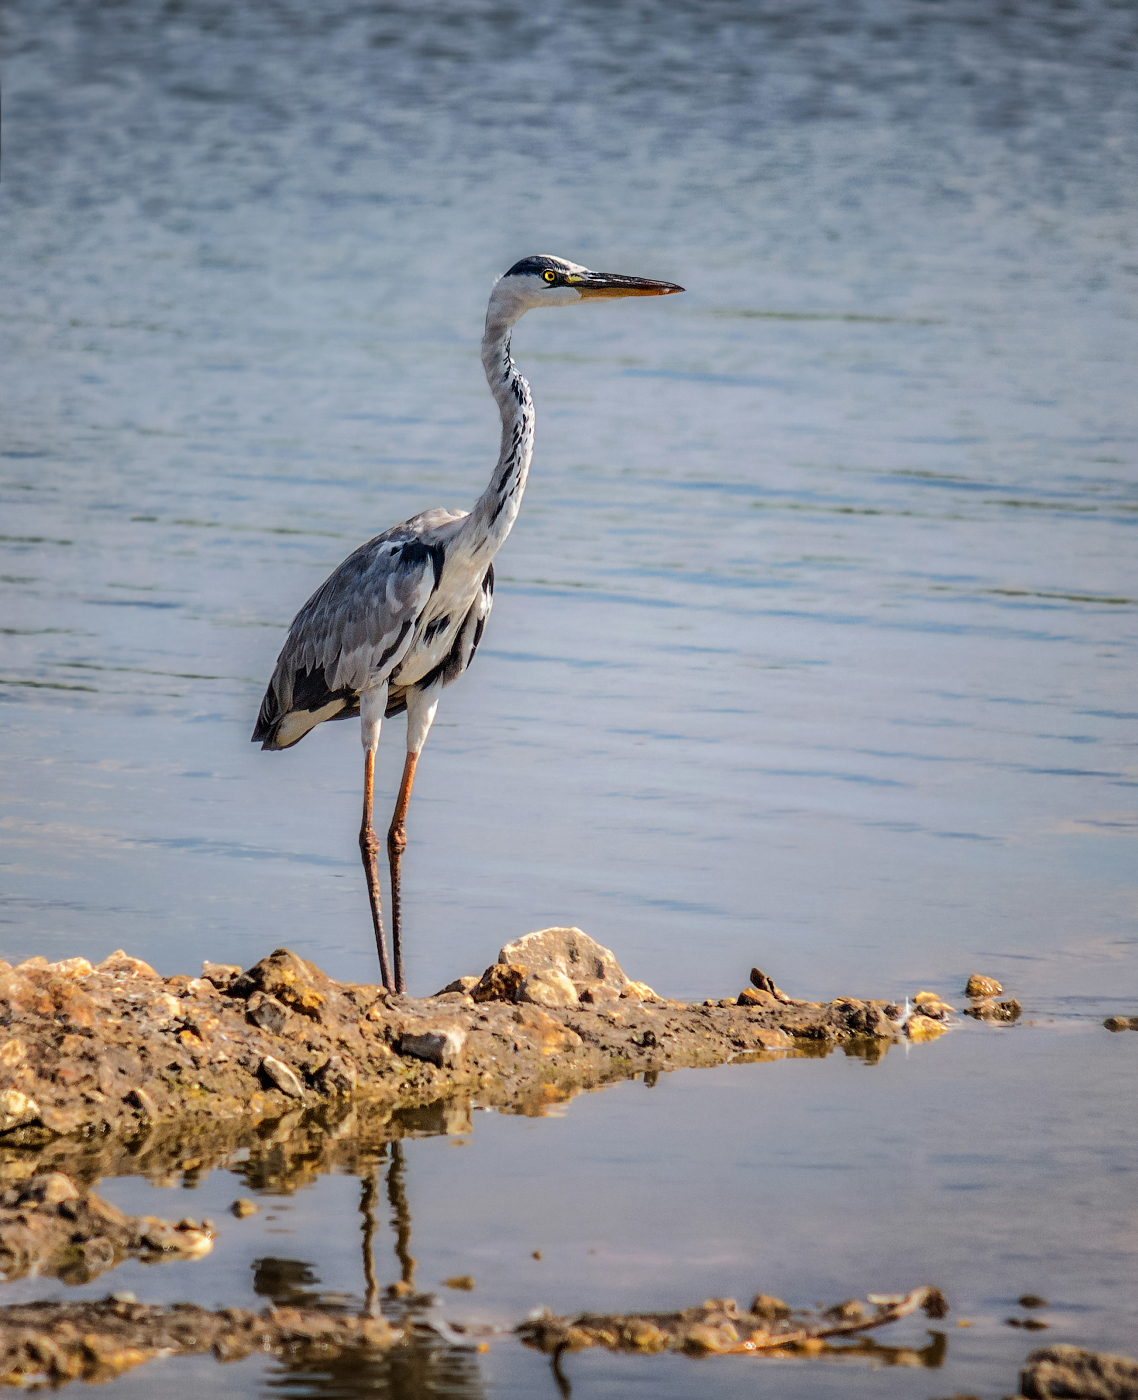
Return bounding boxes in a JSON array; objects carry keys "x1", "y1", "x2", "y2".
[{"x1": 252, "y1": 510, "x2": 463, "y2": 750}]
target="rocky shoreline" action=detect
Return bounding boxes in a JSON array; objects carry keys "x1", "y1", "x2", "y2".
[{"x1": 0, "y1": 928, "x2": 979, "y2": 1146}]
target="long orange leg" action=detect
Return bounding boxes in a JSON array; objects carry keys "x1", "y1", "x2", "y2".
[
  {"x1": 360, "y1": 748, "x2": 393, "y2": 991},
  {"x1": 387, "y1": 751, "x2": 418, "y2": 996}
]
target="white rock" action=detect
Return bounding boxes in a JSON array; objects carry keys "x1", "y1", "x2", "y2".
[
  {"x1": 399, "y1": 1026, "x2": 466, "y2": 1068},
  {"x1": 517, "y1": 970, "x2": 579, "y2": 1009},
  {"x1": 0, "y1": 1089, "x2": 40, "y2": 1133},
  {"x1": 260, "y1": 1055, "x2": 304, "y2": 1099},
  {"x1": 498, "y1": 928, "x2": 628, "y2": 992}
]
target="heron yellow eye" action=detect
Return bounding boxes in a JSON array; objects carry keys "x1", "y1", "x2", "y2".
[{"x1": 543, "y1": 269, "x2": 557, "y2": 283}]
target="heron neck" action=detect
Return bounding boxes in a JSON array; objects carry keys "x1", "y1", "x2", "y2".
[{"x1": 467, "y1": 313, "x2": 535, "y2": 559}]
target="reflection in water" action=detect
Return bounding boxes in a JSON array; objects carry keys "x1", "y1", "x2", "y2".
[
  {"x1": 386, "y1": 1142, "x2": 416, "y2": 1295},
  {"x1": 262, "y1": 1345, "x2": 487, "y2": 1400},
  {"x1": 262, "y1": 1137, "x2": 488, "y2": 1400},
  {"x1": 254, "y1": 1256, "x2": 323, "y2": 1309},
  {"x1": 360, "y1": 1172, "x2": 380, "y2": 1319}
]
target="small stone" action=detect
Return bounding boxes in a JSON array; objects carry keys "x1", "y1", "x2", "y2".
[
  {"x1": 738, "y1": 986, "x2": 780, "y2": 1008},
  {"x1": 0, "y1": 1039, "x2": 26, "y2": 1067},
  {"x1": 0, "y1": 1089, "x2": 41, "y2": 1133},
  {"x1": 532, "y1": 1250, "x2": 543, "y2": 1260},
  {"x1": 964, "y1": 998, "x2": 1022, "y2": 1023},
  {"x1": 433, "y1": 990, "x2": 475, "y2": 1005},
  {"x1": 97, "y1": 951, "x2": 159, "y2": 979},
  {"x1": 201, "y1": 961, "x2": 242, "y2": 991},
  {"x1": 399, "y1": 1026, "x2": 466, "y2": 1068},
  {"x1": 246, "y1": 992, "x2": 290, "y2": 1035},
  {"x1": 905, "y1": 1014, "x2": 946, "y2": 1040},
  {"x1": 471, "y1": 963, "x2": 527, "y2": 1004},
  {"x1": 434, "y1": 976, "x2": 479, "y2": 996},
  {"x1": 517, "y1": 970, "x2": 579, "y2": 1008},
  {"x1": 230, "y1": 948, "x2": 329, "y2": 1020},
  {"x1": 1019, "y1": 1295, "x2": 1048, "y2": 1309},
  {"x1": 1104, "y1": 1016, "x2": 1132, "y2": 1032},
  {"x1": 621, "y1": 981, "x2": 661, "y2": 1002},
  {"x1": 445, "y1": 1275, "x2": 475, "y2": 1290},
  {"x1": 125, "y1": 1086, "x2": 157, "y2": 1118},
  {"x1": 914, "y1": 991, "x2": 955, "y2": 1020},
  {"x1": 749, "y1": 969, "x2": 796, "y2": 1002},
  {"x1": 717, "y1": 997, "x2": 736, "y2": 1008},
  {"x1": 965, "y1": 973, "x2": 1003, "y2": 999},
  {"x1": 259, "y1": 1055, "x2": 305, "y2": 1099},
  {"x1": 750, "y1": 1295, "x2": 791, "y2": 1321},
  {"x1": 1022, "y1": 1318, "x2": 1049, "y2": 1331},
  {"x1": 314, "y1": 1054, "x2": 357, "y2": 1096},
  {"x1": 47, "y1": 957, "x2": 93, "y2": 979},
  {"x1": 231, "y1": 1198, "x2": 259, "y2": 1218},
  {"x1": 110, "y1": 1291, "x2": 137, "y2": 1304}
]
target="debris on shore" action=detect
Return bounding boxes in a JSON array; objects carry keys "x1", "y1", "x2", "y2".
[
  {"x1": 0, "y1": 1285, "x2": 945, "y2": 1389},
  {"x1": 0, "y1": 1297, "x2": 397, "y2": 1388},
  {"x1": 0, "y1": 930, "x2": 948, "y2": 1142},
  {"x1": 0, "y1": 1172, "x2": 212, "y2": 1285},
  {"x1": 517, "y1": 1284, "x2": 948, "y2": 1357}
]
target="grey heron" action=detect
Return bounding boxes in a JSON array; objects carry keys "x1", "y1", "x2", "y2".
[{"x1": 252, "y1": 255, "x2": 683, "y2": 992}]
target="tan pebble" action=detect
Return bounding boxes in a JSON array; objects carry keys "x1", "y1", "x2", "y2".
[
  {"x1": 532, "y1": 1250, "x2": 542, "y2": 1260},
  {"x1": 965, "y1": 973, "x2": 1003, "y2": 998},
  {"x1": 97, "y1": 951, "x2": 159, "y2": 978},
  {"x1": 621, "y1": 981, "x2": 661, "y2": 1002},
  {"x1": 231, "y1": 1198, "x2": 259, "y2": 1218},
  {"x1": 906, "y1": 1014, "x2": 946, "y2": 1041},
  {"x1": 1019, "y1": 1294, "x2": 1048, "y2": 1308},
  {"x1": 516, "y1": 969, "x2": 579, "y2": 1009},
  {"x1": 0, "y1": 1089, "x2": 40, "y2": 1132},
  {"x1": 914, "y1": 991, "x2": 955, "y2": 1019},
  {"x1": 259, "y1": 1055, "x2": 305, "y2": 1099},
  {"x1": 125, "y1": 1086, "x2": 157, "y2": 1118},
  {"x1": 1104, "y1": 1017, "x2": 1132, "y2": 1032},
  {"x1": 750, "y1": 1295, "x2": 791, "y2": 1320},
  {"x1": 444, "y1": 1275, "x2": 475, "y2": 1290},
  {"x1": 46, "y1": 957, "x2": 94, "y2": 979}
]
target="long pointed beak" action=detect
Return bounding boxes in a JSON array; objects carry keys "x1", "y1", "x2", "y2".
[{"x1": 568, "y1": 271, "x2": 684, "y2": 299}]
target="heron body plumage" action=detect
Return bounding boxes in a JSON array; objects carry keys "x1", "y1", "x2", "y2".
[{"x1": 252, "y1": 254, "x2": 682, "y2": 991}]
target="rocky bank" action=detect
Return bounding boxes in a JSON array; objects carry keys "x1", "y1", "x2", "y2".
[{"x1": 0, "y1": 928, "x2": 961, "y2": 1144}]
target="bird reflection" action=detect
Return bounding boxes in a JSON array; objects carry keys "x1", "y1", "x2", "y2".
[{"x1": 260, "y1": 1136, "x2": 489, "y2": 1400}]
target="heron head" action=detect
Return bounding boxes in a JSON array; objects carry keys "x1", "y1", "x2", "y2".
[{"x1": 488, "y1": 255, "x2": 683, "y2": 325}]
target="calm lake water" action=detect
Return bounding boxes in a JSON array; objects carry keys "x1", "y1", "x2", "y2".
[{"x1": 1, "y1": 0, "x2": 1136, "y2": 1394}]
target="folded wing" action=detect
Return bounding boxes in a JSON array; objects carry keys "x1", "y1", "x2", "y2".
[{"x1": 252, "y1": 516, "x2": 454, "y2": 751}]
